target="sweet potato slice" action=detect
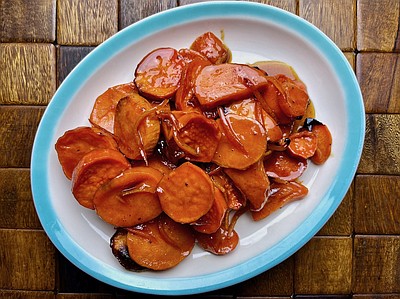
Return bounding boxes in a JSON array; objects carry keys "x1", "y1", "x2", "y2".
[
  {"x1": 126, "y1": 214, "x2": 195, "y2": 270},
  {"x1": 195, "y1": 226, "x2": 239, "y2": 255},
  {"x1": 114, "y1": 94, "x2": 160, "y2": 160},
  {"x1": 173, "y1": 112, "x2": 221, "y2": 162},
  {"x1": 288, "y1": 130, "x2": 317, "y2": 159},
  {"x1": 190, "y1": 31, "x2": 231, "y2": 64},
  {"x1": 134, "y1": 47, "x2": 185, "y2": 100},
  {"x1": 251, "y1": 181, "x2": 308, "y2": 221},
  {"x1": 212, "y1": 114, "x2": 267, "y2": 170},
  {"x1": 191, "y1": 188, "x2": 228, "y2": 234},
  {"x1": 276, "y1": 75, "x2": 309, "y2": 118},
  {"x1": 175, "y1": 56, "x2": 210, "y2": 112},
  {"x1": 71, "y1": 148, "x2": 130, "y2": 209},
  {"x1": 311, "y1": 123, "x2": 332, "y2": 165},
  {"x1": 93, "y1": 166, "x2": 163, "y2": 227},
  {"x1": 210, "y1": 171, "x2": 246, "y2": 210},
  {"x1": 110, "y1": 228, "x2": 146, "y2": 271},
  {"x1": 55, "y1": 126, "x2": 119, "y2": 180},
  {"x1": 194, "y1": 63, "x2": 269, "y2": 109},
  {"x1": 89, "y1": 82, "x2": 137, "y2": 133},
  {"x1": 263, "y1": 150, "x2": 307, "y2": 181},
  {"x1": 224, "y1": 159, "x2": 270, "y2": 211},
  {"x1": 157, "y1": 162, "x2": 214, "y2": 223}
]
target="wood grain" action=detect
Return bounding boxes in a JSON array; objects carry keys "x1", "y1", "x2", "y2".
[
  {"x1": 357, "y1": 53, "x2": 400, "y2": 113},
  {"x1": 0, "y1": 43, "x2": 56, "y2": 105},
  {"x1": 57, "y1": 46, "x2": 95, "y2": 86},
  {"x1": 57, "y1": 0, "x2": 118, "y2": 45},
  {"x1": 0, "y1": 229, "x2": 55, "y2": 290},
  {"x1": 119, "y1": 0, "x2": 177, "y2": 29},
  {"x1": 317, "y1": 181, "x2": 353, "y2": 236},
  {"x1": 299, "y1": 0, "x2": 355, "y2": 51},
  {"x1": 353, "y1": 235, "x2": 400, "y2": 293},
  {"x1": 56, "y1": 294, "x2": 114, "y2": 299},
  {"x1": 357, "y1": 0, "x2": 400, "y2": 52},
  {"x1": 354, "y1": 175, "x2": 400, "y2": 234},
  {"x1": 0, "y1": 290, "x2": 54, "y2": 299},
  {"x1": 294, "y1": 237, "x2": 352, "y2": 294},
  {"x1": 0, "y1": 106, "x2": 45, "y2": 168},
  {"x1": 0, "y1": 169, "x2": 41, "y2": 229},
  {"x1": 357, "y1": 114, "x2": 400, "y2": 175},
  {"x1": 235, "y1": 256, "x2": 294, "y2": 296},
  {"x1": 0, "y1": 0, "x2": 56, "y2": 42}
]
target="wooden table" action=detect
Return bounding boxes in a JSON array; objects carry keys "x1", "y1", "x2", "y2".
[{"x1": 1, "y1": 0, "x2": 399, "y2": 298}]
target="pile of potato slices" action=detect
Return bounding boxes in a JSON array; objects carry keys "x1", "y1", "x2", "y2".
[{"x1": 55, "y1": 32, "x2": 332, "y2": 271}]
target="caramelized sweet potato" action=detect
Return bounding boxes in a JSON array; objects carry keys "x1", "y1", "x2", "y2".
[
  {"x1": 251, "y1": 181, "x2": 308, "y2": 221},
  {"x1": 126, "y1": 214, "x2": 195, "y2": 270},
  {"x1": 71, "y1": 148, "x2": 130, "y2": 209},
  {"x1": 195, "y1": 226, "x2": 239, "y2": 255},
  {"x1": 134, "y1": 47, "x2": 185, "y2": 100},
  {"x1": 94, "y1": 166, "x2": 163, "y2": 227},
  {"x1": 224, "y1": 159, "x2": 270, "y2": 211},
  {"x1": 263, "y1": 150, "x2": 307, "y2": 181},
  {"x1": 55, "y1": 126, "x2": 118, "y2": 179},
  {"x1": 190, "y1": 31, "x2": 230, "y2": 64},
  {"x1": 288, "y1": 130, "x2": 317, "y2": 159},
  {"x1": 276, "y1": 74, "x2": 309, "y2": 118},
  {"x1": 213, "y1": 114, "x2": 267, "y2": 170},
  {"x1": 194, "y1": 63, "x2": 269, "y2": 109},
  {"x1": 310, "y1": 123, "x2": 332, "y2": 165},
  {"x1": 89, "y1": 82, "x2": 137, "y2": 133},
  {"x1": 191, "y1": 188, "x2": 228, "y2": 234},
  {"x1": 113, "y1": 94, "x2": 160, "y2": 160},
  {"x1": 157, "y1": 162, "x2": 214, "y2": 223}
]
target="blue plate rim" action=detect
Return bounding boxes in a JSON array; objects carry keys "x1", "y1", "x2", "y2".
[{"x1": 31, "y1": 1, "x2": 365, "y2": 295}]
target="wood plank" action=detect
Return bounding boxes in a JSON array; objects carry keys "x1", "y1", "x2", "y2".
[
  {"x1": 0, "y1": 106, "x2": 45, "y2": 168},
  {"x1": 57, "y1": 46, "x2": 95, "y2": 86},
  {"x1": 357, "y1": 114, "x2": 400, "y2": 175},
  {"x1": 0, "y1": 290, "x2": 54, "y2": 299},
  {"x1": 0, "y1": 169, "x2": 41, "y2": 229},
  {"x1": 57, "y1": 253, "x2": 115, "y2": 293},
  {"x1": 119, "y1": 0, "x2": 177, "y2": 30},
  {"x1": 57, "y1": 0, "x2": 118, "y2": 46},
  {"x1": 317, "y1": 180, "x2": 353, "y2": 236},
  {"x1": 299, "y1": 0, "x2": 355, "y2": 51},
  {"x1": 0, "y1": 0, "x2": 56, "y2": 42},
  {"x1": 356, "y1": 53, "x2": 400, "y2": 113},
  {"x1": 354, "y1": 175, "x2": 400, "y2": 234},
  {"x1": 0, "y1": 43, "x2": 56, "y2": 105},
  {"x1": 357, "y1": 0, "x2": 400, "y2": 52},
  {"x1": 235, "y1": 256, "x2": 294, "y2": 296},
  {"x1": 0, "y1": 229, "x2": 56, "y2": 290},
  {"x1": 353, "y1": 295, "x2": 400, "y2": 299},
  {"x1": 56, "y1": 294, "x2": 114, "y2": 299},
  {"x1": 294, "y1": 237, "x2": 352, "y2": 294},
  {"x1": 353, "y1": 235, "x2": 400, "y2": 293}
]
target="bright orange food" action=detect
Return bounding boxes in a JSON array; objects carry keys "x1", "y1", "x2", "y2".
[{"x1": 55, "y1": 31, "x2": 332, "y2": 271}]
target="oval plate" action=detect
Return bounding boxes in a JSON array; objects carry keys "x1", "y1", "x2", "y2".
[{"x1": 31, "y1": 1, "x2": 365, "y2": 295}]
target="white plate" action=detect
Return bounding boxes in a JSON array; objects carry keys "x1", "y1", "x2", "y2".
[{"x1": 31, "y1": 1, "x2": 365, "y2": 295}]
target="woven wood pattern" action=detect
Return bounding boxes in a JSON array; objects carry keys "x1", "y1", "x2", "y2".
[{"x1": 0, "y1": 0, "x2": 399, "y2": 298}]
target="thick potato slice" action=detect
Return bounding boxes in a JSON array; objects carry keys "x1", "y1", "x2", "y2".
[
  {"x1": 94, "y1": 166, "x2": 163, "y2": 227},
  {"x1": 134, "y1": 47, "x2": 185, "y2": 100},
  {"x1": 55, "y1": 126, "x2": 118, "y2": 179},
  {"x1": 224, "y1": 159, "x2": 270, "y2": 211},
  {"x1": 126, "y1": 214, "x2": 195, "y2": 270},
  {"x1": 190, "y1": 31, "x2": 230, "y2": 64},
  {"x1": 251, "y1": 181, "x2": 308, "y2": 221},
  {"x1": 114, "y1": 94, "x2": 160, "y2": 160},
  {"x1": 89, "y1": 82, "x2": 137, "y2": 133},
  {"x1": 157, "y1": 162, "x2": 214, "y2": 223},
  {"x1": 71, "y1": 148, "x2": 130, "y2": 209},
  {"x1": 212, "y1": 114, "x2": 267, "y2": 170},
  {"x1": 194, "y1": 63, "x2": 269, "y2": 109}
]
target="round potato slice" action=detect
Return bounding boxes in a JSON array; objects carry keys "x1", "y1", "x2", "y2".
[
  {"x1": 71, "y1": 148, "x2": 130, "y2": 209},
  {"x1": 126, "y1": 214, "x2": 195, "y2": 270},
  {"x1": 94, "y1": 166, "x2": 163, "y2": 227},
  {"x1": 157, "y1": 162, "x2": 214, "y2": 223}
]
